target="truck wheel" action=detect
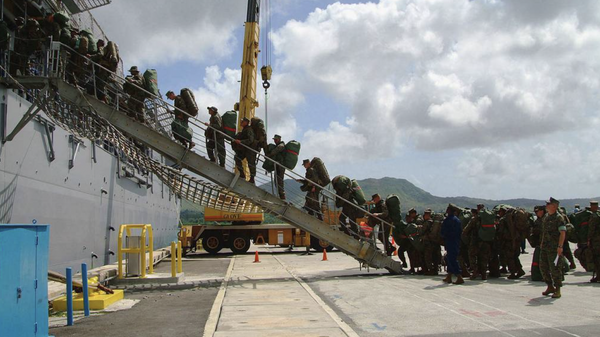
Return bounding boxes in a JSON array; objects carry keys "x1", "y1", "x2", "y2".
[
  {"x1": 202, "y1": 233, "x2": 224, "y2": 254},
  {"x1": 229, "y1": 235, "x2": 251, "y2": 254},
  {"x1": 310, "y1": 236, "x2": 333, "y2": 252}
]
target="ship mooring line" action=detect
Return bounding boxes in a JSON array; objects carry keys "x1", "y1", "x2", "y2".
[{"x1": 203, "y1": 256, "x2": 235, "y2": 337}]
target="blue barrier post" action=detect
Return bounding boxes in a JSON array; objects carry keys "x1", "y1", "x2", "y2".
[
  {"x1": 66, "y1": 267, "x2": 73, "y2": 326},
  {"x1": 81, "y1": 263, "x2": 90, "y2": 317}
]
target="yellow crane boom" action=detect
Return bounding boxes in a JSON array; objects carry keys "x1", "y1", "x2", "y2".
[{"x1": 237, "y1": 0, "x2": 261, "y2": 127}]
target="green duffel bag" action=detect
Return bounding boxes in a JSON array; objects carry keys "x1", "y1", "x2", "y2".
[
  {"x1": 53, "y1": 11, "x2": 71, "y2": 28},
  {"x1": 283, "y1": 140, "x2": 300, "y2": 170},
  {"x1": 392, "y1": 220, "x2": 408, "y2": 244},
  {"x1": 262, "y1": 143, "x2": 276, "y2": 172},
  {"x1": 59, "y1": 26, "x2": 73, "y2": 46},
  {"x1": 478, "y1": 209, "x2": 496, "y2": 242},
  {"x1": 565, "y1": 223, "x2": 577, "y2": 244},
  {"x1": 332, "y1": 175, "x2": 351, "y2": 193},
  {"x1": 458, "y1": 209, "x2": 471, "y2": 229},
  {"x1": 143, "y1": 69, "x2": 159, "y2": 97},
  {"x1": 531, "y1": 247, "x2": 543, "y2": 282},
  {"x1": 171, "y1": 119, "x2": 193, "y2": 142},
  {"x1": 311, "y1": 157, "x2": 330, "y2": 186},
  {"x1": 569, "y1": 210, "x2": 592, "y2": 243},
  {"x1": 351, "y1": 179, "x2": 366, "y2": 206},
  {"x1": 80, "y1": 29, "x2": 97, "y2": 54},
  {"x1": 222, "y1": 111, "x2": 237, "y2": 138},
  {"x1": 385, "y1": 194, "x2": 402, "y2": 223},
  {"x1": 405, "y1": 223, "x2": 424, "y2": 252},
  {"x1": 251, "y1": 117, "x2": 267, "y2": 149},
  {"x1": 180, "y1": 88, "x2": 198, "y2": 117}
]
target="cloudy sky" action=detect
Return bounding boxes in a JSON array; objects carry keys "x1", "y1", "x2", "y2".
[{"x1": 93, "y1": 0, "x2": 600, "y2": 200}]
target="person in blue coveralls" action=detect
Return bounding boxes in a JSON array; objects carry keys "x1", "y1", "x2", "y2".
[{"x1": 441, "y1": 204, "x2": 465, "y2": 285}]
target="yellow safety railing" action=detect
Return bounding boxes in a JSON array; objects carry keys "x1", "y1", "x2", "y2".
[
  {"x1": 170, "y1": 241, "x2": 183, "y2": 277},
  {"x1": 117, "y1": 224, "x2": 154, "y2": 279}
]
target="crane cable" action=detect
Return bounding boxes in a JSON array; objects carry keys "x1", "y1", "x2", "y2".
[{"x1": 261, "y1": 0, "x2": 272, "y2": 132}]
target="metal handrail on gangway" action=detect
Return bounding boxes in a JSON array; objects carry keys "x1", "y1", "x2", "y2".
[{"x1": 0, "y1": 41, "x2": 403, "y2": 274}]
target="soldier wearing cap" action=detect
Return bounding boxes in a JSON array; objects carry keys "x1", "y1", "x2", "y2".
[
  {"x1": 300, "y1": 159, "x2": 322, "y2": 220},
  {"x1": 442, "y1": 204, "x2": 465, "y2": 284},
  {"x1": 166, "y1": 90, "x2": 195, "y2": 149},
  {"x1": 204, "y1": 106, "x2": 225, "y2": 167},
  {"x1": 497, "y1": 206, "x2": 526, "y2": 280},
  {"x1": 529, "y1": 205, "x2": 546, "y2": 248},
  {"x1": 125, "y1": 66, "x2": 147, "y2": 123},
  {"x1": 464, "y1": 206, "x2": 483, "y2": 280},
  {"x1": 539, "y1": 197, "x2": 567, "y2": 298},
  {"x1": 402, "y1": 208, "x2": 423, "y2": 274},
  {"x1": 267, "y1": 134, "x2": 286, "y2": 199},
  {"x1": 368, "y1": 194, "x2": 394, "y2": 256},
  {"x1": 555, "y1": 201, "x2": 577, "y2": 270},
  {"x1": 588, "y1": 201, "x2": 600, "y2": 283},
  {"x1": 422, "y1": 208, "x2": 442, "y2": 275},
  {"x1": 233, "y1": 117, "x2": 256, "y2": 184}
]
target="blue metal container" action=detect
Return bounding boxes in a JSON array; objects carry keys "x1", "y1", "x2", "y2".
[{"x1": 0, "y1": 224, "x2": 50, "y2": 337}]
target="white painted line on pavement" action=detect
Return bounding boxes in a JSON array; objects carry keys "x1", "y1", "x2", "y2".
[
  {"x1": 203, "y1": 256, "x2": 235, "y2": 337},
  {"x1": 401, "y1": 277, "x2": 582, "y2": 337},
  {"x1": 453, "y1": 293, "x2": 582, "y2": 337},
  {"x1": 388, "y1": 281, "x2": 518, "y2": 337},
  {"x1": 272, "y1": 254, "x2": 360, "y2": 337}
]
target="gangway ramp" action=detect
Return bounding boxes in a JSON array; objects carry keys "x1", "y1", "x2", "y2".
[{"x1": 2, "y1": 43, "x2": 403, "y2": 274}]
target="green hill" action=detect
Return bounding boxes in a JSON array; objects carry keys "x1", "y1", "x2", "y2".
[{"x1": 181, "y1": 177, "x2": 597, "y2": 217}]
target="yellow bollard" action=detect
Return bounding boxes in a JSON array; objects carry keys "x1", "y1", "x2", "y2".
[
  {"x1": 170, "y1": 241, "x2": 176, "y2": 278},
  {"x1": 177, "y1": 240, "x2": 183, "y2": 273}
]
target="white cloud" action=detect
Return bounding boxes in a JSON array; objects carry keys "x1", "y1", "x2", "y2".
[
  {"x1": 92, "y1": 0, "x2": 246, "y2": 66},
  {"x1": 192, "y1": 66, "x2": 303, "y2": 140},
  {"x1": 272, "y1": 0, "x2": 600, "y2": 153},
  {"x1": 302, "y1": 120, "x2": 369, "y2": 164}
]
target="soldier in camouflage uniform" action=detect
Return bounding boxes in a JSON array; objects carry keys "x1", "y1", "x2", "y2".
[
  {"x1": 13, "y1": 19, "x2": 44, "y2": 76},
  {"x1": 167, "y1": 90, "x2": 195, "y2": 150},
  {"x1": 494, "y1": 208, "x2": 509, "y2": 275},
  {"x1": 368, "y1": 194, "x2": 394, "y2": 256},
  {"x1": 540, "y1": 197, "x2": 567, "y2": 298},
  {"x1": 204, "y1": 107, "x2": 226, "y2": 167},
  {"x1": 404, "y1": 208, "x2": 423, "y2": 274},
  {"x1": 588, "y1": 201, "x2": 600, "y2": 283},
  {"x1": 558, "y1": 206, "x2": 577, "y2": 270},
  {"x1": 498, "y1": 207, "x2": 526, "y2": 279},
  {"x1": 465, "y1": 207, "x2": 482, "y2": 279},
  {"x1": 422, "y1": 209, "x2": 443, "y2": 275},
  {"x1": 125, "y1": 66, "x2": 146, "y2": 123},
  {"x1": 267, "y1": 135, "x2": 286, "y2": 200},
  {"x1": 332, "y1": 175, "x2": 363, "y2": 240},
  {"x1": 529, "y1": 206, "x2": 545, "y2": 249},
  {"x1": 300, "y1": 159, "x2": 322, "y2": 220},
  {"x1": 233, "y1": 117, "x2": 256, "y2": 184}
]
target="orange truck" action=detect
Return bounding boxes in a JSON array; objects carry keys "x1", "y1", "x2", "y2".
[{"x1": 179, "y1": 208, "x2": 337, "y2": 255}]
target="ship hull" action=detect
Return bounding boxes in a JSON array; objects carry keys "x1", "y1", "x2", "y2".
[{"x1": 0, "y1": 86, "x2": 180, "y2": 273}]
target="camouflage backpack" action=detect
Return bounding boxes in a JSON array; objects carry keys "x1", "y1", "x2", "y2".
[
  {"x1": 385, "y1": 194, "x2": 402, "y2": 224},
  {"x1": 250, "y1": 117, "x2": 267, "y2": 149},
  {"x1": 310, "y1": 157, "x2": 330, "y2": 186},
  {"x1": 350, "y1": 179, "x2": 366, "y2": 206},
  {"x1": 180, "y1": 88, "x2": 198, "y2": 117},
  {"x1": 429, "y1": 213, "x2": 444, "y2": 244},
  {"x1": 478, "y1": 209, "x2": 496, "y2": 242},
  {"x1": 507, "y1": 208, "x2": 531, "y2": 235},
  {"x1": 569, "y1": 210, "x2": 593, "y2": 244}
]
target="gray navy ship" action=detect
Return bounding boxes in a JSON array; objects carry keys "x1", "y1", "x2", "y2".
[{"x1": 0, "y1": 0, "x2": 180, "y2": 273}]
